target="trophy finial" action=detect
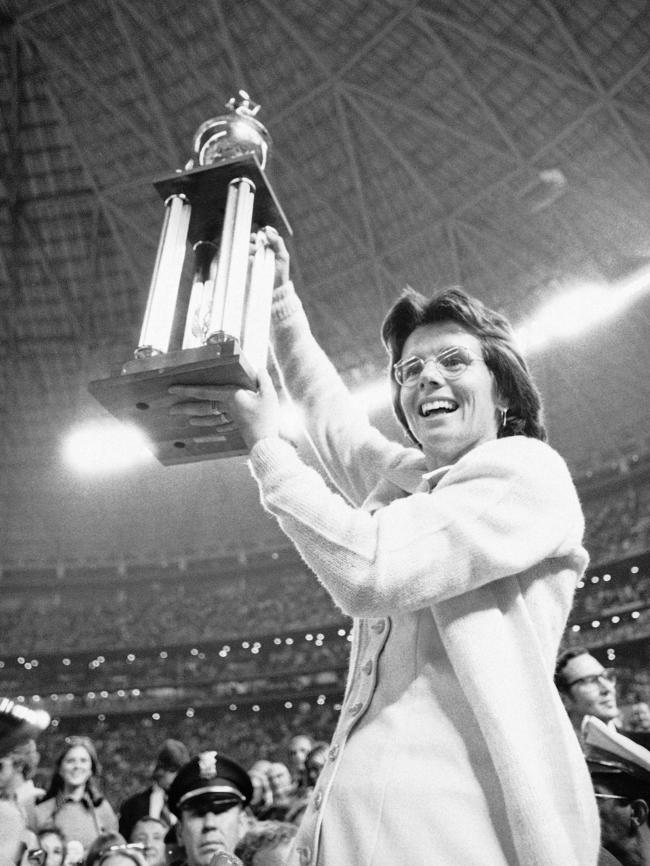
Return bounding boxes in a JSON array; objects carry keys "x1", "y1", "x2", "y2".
[
  {"x1": 226, "y1": 90, "x2": 261, "y2": 118},
  {"x1": 190, "y1": 91, "x2": 271, "y2": 169}
]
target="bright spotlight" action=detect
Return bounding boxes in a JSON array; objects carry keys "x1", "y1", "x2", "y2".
[
  {"x1": 63, "y1": 421, "x2": 153, "y2": 474},
  {"x1": 516, "y1": 263, "x2": 650, "y2": 355}
]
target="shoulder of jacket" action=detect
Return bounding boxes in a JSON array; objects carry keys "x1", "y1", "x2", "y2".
[
  {"x1": 463, "y1": 435, "x2": 565, "y2": 469},
  {"x1": 445, "y1": 437, "x2": 574, "y2": 492}
]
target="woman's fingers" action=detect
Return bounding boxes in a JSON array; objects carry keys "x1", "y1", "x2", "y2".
[
  {"x1": 187, "y1": 414, "x2": 236, "y2": 429},
  {"x1": 248, "y1": 226, "x2": 290, "y2": 286},
  {"x1": 168, "y1": 385, "x2": 239, "y2": 428}
]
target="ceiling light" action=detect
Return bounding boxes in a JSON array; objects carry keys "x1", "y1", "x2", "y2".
[
  {"x1": 62, "y1": 421, "x2": 154, "y2": 474},
  {"x1": 516, "y1": 263, "x2": 650, "y2": 355}
]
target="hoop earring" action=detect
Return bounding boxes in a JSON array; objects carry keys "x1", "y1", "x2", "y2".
[{"x1": 500, "y1": 408, "x2": 508, "y2": 429}]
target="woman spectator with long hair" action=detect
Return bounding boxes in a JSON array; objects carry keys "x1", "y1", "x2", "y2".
[{"x1": 31, "y1": 736, "x2": 117, "y2": 854}]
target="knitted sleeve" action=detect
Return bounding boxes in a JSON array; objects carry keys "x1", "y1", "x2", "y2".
[
  {"x1": 249, "y1": 434, "x2": 585, "y2": 617},
  {"x1": 270, "y1": 281, "x2": 410, "y2": 507}
]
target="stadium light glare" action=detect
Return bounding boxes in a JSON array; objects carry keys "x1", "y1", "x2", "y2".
[
  {"x1": 516, "y1": 262, "x2": 650, "y2": 355},
  {"x1": 63, "y1": 421, "x2": 154, "y2": 473}
]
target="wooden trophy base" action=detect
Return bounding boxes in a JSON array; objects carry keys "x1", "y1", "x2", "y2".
[{"x1": 88, "y1": 342, "x2": 256, "y2": 465}]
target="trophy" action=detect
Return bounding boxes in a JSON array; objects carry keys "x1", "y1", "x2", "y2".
[{"x1": 89, "y1": 92, "x2": 292, "y2": 464}]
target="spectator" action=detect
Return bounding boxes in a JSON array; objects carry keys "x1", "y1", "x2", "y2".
[
  {"x1": 0, "y1": 697, "x2": 49, "y2": 863},
  {"x1": 14, "y1": 740, "x2": 46, "y2": 823},
  {"x1": 168, "y1": 750, "x2": 253, "y2": 865},
  {"x1": 119, "y1": 739, "x2": 189, "y2": 839},
  {"x1": 235, "y1": 820, "x2": 297, "y2": 866},
  {"x1": 85, "y1": 833, "x2": 147, "y2": 866},
  {"x1": 247, "y1": 761, "x2": 272, "y2": 819},
  {"x1": 84, "y1": 832, "x2": 125, "y2": 866},
  {"x1": 286, "y1": 735, "x2": 312, "y2": 789},
  {"x1": 0, "y1": 743, "x2": 40, "y2": 856},
  {"x1": 627, "y1": 702, "x2": 650, "y2": 733},
  {"x1": 129, "y1": 818, "x2": 169, "y2": 866},
  {"x1": 32, "y1": 736, "x2": 118, "y2": 853},
  {"x1": 555, "y1": 647, "x2": 620, "y2": 737},
  {"x1": 285, "y1": 742, "x2": 329, "y2": 825},
  {"x1": 38, "y1": 828, "x2": 66, "y2": 866},
  {"x1": 0, "y1": 800, "x2": 27, "y2": 866},
  {"x1": 302, "y1": 743, "x2": 328, "y2": 791},
  {"x1": 0, "y1": 743, "x2": 38, "y2": 827},
  {"x1": 257, "y1": 763, "x2": 294, "y2": 821},
  {"x1": 96, "y1": 851, "x2": 147, "y2": 866},
  {"x1": 584, "y1": 715, "x2": 650, "y2": 865}
]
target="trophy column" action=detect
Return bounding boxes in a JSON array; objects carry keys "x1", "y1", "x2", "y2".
[
  {"x1": 136, "y1": 193, "x2": 192, "y2": 358},
  {"x1": 206, "y1": 177, "x2": 256, "y2": 350},
  {"x1": 89, "y1": 92, "x2": 292, "y2": 465}
]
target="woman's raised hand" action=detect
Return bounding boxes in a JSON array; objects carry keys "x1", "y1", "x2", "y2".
[
  {"x1": 250, "y1": 225, "x2": 290, "y2": 288},
  {"x1": 169, "y1": 366, "x2": 280, "y2": 452}
]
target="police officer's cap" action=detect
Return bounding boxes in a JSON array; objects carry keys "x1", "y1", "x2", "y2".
[
  {"x1": 168, "y1": 750, "x2": 253, "y2": 816},
  {"x1": 583, "y1": 715, "x2": 650, "y2": 788}
]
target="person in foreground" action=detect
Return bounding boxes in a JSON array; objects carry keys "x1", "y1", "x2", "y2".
[
  {"x1": 170, "y1": 229, "x2": 600, "y2": 865},
  {"x1": 584, "y1": 714, "x2": 650, "y2": 865},
  {"x1": 167, "y1": 750, "x2": 253, "y2": 865}
]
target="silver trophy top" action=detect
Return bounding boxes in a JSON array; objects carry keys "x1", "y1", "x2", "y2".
[{"x1": 189, "y1": 90, "x2": 272, "y2": 170}]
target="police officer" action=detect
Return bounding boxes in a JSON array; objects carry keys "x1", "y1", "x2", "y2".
[
  {"x1": 168, "y1": 751, "x2": 253, "y2": 866},
  {"x1": 584, "y1": 715, "x2": 650, "y2": 866}
]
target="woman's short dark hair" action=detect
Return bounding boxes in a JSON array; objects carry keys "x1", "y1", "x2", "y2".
[{"x1": 381, "y1": 286, "x2": 546, "y2": 446}]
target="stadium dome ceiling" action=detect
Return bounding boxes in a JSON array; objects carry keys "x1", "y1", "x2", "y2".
[{"x1": 1, "y1": 0, "x2": 650, "y2": 566}]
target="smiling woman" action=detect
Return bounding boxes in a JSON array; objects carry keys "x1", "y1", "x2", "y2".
[
  {"x1": 31, "y1": 736, "x2": 118, "y2": 854},
  {"x1": 169, "y1": 228, "x2": 600, "y2": 866}
]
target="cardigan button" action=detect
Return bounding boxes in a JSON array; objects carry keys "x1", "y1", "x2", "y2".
[
  {"x1": 370, "y1": 619, "x2": 386, "y2": 634},
  {"x1": 328, "y1": 744, "x2": 339, "y2": 761},
  {"x1": 313, "y1": 790, "x2": 323, "y2": 809},
  {"x1": 361, "y1": 659, "x2": 373, "y2": 675},
  {"x1": 349, "y1": 701, "x2": 363, "y2": 716},
  {"x1": 297, "y1": 845, "x2": 312, "y2": 864}
]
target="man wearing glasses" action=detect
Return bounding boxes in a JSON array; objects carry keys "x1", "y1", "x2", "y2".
[{"x1": 555, "y1": 647, "x2": 620, "y2": 738}]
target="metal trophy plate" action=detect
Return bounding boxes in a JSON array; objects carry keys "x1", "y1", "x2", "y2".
[{"x1": 89, "y1": 93, "x2": 292, "y2": 465}]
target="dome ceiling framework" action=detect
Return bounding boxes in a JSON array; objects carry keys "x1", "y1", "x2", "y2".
[{"x1": 1, "y1": 0, "x2": 649, "y2": 563}]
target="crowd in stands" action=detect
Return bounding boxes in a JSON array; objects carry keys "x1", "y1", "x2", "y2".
[
  {"x1": 0, "y1": 469, "x2": 647, "y2": 664},
  {"x1": 0, "y1": 701, "x2": 340, "y2": 864},
  {"x1": 580, "y1": 472, "x2": 650, "y2": 566},
  {"x1": 0, "y1": 623, "x2": 351, "y2": 687},
  {"x1": 1, "y1": 463, "x2": 650, "y2": 863},
  {"x1": 0, "y1": 567, "x2": 342, "y2": 657},
  {"x1": 4, "y1": 648, "x2": 650, "y2": 865},
  {"x1": 37, "y1": 702, "x2": 340, "y2": 805}
]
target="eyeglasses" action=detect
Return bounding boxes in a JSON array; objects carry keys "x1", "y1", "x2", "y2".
[
  {"x1": 393, "y1": 346, "x2": 484, "y2": 387},
  {"x1": 566, "y1": 669, "x2": 617, "y2": 689},
  {"x1": 98, "y1": 844, "x2": 145, "y2": 864},
  {"x1": 594, "y1": 793, "x2": 630, "y2": 801}
]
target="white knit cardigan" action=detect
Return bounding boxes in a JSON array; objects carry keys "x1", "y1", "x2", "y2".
[{"x1": 247, "y1": 281, "x2": 600, "y2": 865}]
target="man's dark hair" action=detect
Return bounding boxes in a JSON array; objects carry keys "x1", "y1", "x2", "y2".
[
  {"x1": 381, "y1": 286, "x2": 546, "y2": 446},
  {"x1": 592, "y1": 772, "x2": 650, "y2": 826},
  {"x1": 554, "y1": 646, "x2": 591, "y2": 693}
]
